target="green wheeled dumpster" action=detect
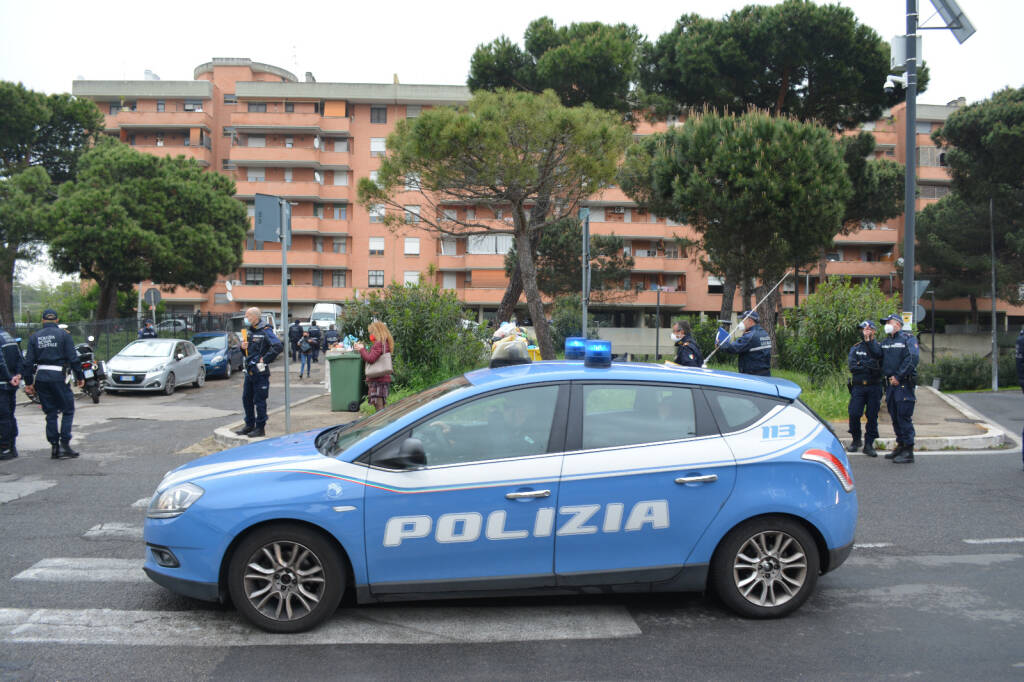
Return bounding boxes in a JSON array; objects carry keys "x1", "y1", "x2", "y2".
[{"x1": 327, "y1": 351, "x2": 364, "y2": 412}]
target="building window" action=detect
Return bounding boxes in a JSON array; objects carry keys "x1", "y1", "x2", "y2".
[
  {"x1": 334, "y1": 138, "x2": 349, "y2": 152},
  {"x1": 314, "y1": 171, "x2": 323, "y2": 184},
  {"x1": 406, "y1": 104, "x2": 422, "y2": 118},
  {"x1": 707, "y1": 276, "x2": 724, "y2": 295},
  {"x1": 109, "y1": 103, "x2": 118, "y2": 114},
  {"x1": 332, "y1": 270, "x2": 347, "y2": 288},
  {"x1": 919, "y1": 184, "x2": 951, "y2": 199},
  {"x1": 369, "y1": 171, "x2": 379, "y2": 186},
  {"x1": 245, "y1": 235, "x2": 264, "y2": 251},
  {"x1": 247, "y1": 135, "x2": 265, "y2": 148},
  {"x1": 333, "y1": 205, "x2": 347, "y2": 220},
  {"x1": 664, "y1": 245, "x2": 680, "y2": 259},
  {"x1": 314, "y1": 237, "x2": 324, "y2": 253},
  {"x1": 155, "y1": 132, "x2": 164, "y2": 147},
  {"x1": 247, "y1": 102, "x2": 267, "y2": 113},
  {"x1": 333, "y1": 237, "x2": 347, "y2": 253},
  {"x1": 284, "y1": 168, "x2": 293, "y2": 183},
  {"x1": 442, "y1": 272, "x2": 457, "y2": 289},
  {"x1": 404, "y1": 238, "x2": 420, "y2": 255},
  {"x1": 369, "y1": 204, "x2": 385, "y2": 223},
  {"x1": 245, "y1": 268, "x2": 264, "y2": 285},
  {"x1": 127, "y1": 134, "x2": 136, "y2": 145},
  {"x1": 156, "y1": 100, "x2": 165, "y2": 112},
  {"x1": 370, "y1": 138, "x2": 386, "y2": 157},
  {"x1": 333, "y1": 171, "x2": 349, "y2": 186},
  {"x1": 368, "y1": 270, "x2": 384, "y2": 287},
  {"x1": 440, "y1": 237, "x2": 457, "y2": 256},
  {"x1": 405, "y1": 173, "x2": 421, "y2": 191},
  {"x1": 494, "y1": 208, "x2": 504, "y2": 220},
  {"x1": 404, "y1": 271, "x2": 420, "y2": 285},
  {"x1": 404, "y1": 205, "x2": 421, "y2": 224},
  {"x1": 285, "y1": 102, "x2": 294, "y2": 113},
  {"x1": 466, "y1": 207, "x2": 475, "y2": 221},
  {"x1": 183, "y1": 100, "x2": 202, "y2": 112},
  {"x1": 313, "y1": 203, "x2": 324, "y2": 218},
  {"x1": 918, "y1": 146, "x2": 946, "y2": 167},
  {"x1": 442, "y1": 208, "x2": 457, "y2": 222},
  {"x1": 285, "y1": 136, "x2": 294, "y2": 149},
  {"x1": 224, "y1": 94, "x2": 238, "y2": 104},
  {"x1": 214, "y1": 293, "x2": 229, "y2": 304},
  {"x1": 246, "y1": 203, "x2": 255, "y2": 218},
  {"x1": 313, "y1": 270, "x2": 323, "y2": 287},
  {"x1": 223, "y1": 126, "x2": 235, "y2": 138},
  {"x1": 467, "y1": 234, "x2": 514, "y2": 254},
  {"x1": 369, "y1": 237, "x2": 385, "y2": 256},
  {"x1": 370, "y1": 106, "x2": 387, "y2": 124},
  {"x1": 915, "y1": 121, "x2": 932, "y2": 135},
  {"x1": 247, "y1": 167, "x2": 265, "y2": 182}
]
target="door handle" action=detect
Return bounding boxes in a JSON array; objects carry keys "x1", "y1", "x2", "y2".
[
  {"x1": 505, "y1": 489, "x2": 551, "y2": 500},
  {"x1": 675, "y1": 474, "x2": 718, "y2": 484}
]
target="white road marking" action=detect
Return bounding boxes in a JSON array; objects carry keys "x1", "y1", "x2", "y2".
[
  {"x1": 846, "y1": 552, "x2": 1022, "y2": 568},
  {"x1": 0, "y1": 605, "x2": 641, "y2": 645},
  {"x1": 854, "y1": 543, "x2": 893, "y2": 549},
  {"x1": 0, "y1": 476, "x2": 57, "y2": 505},
  {"x1": 131, "y1": 497, "x2": 150, "y2": 508},
  {"x1": 12, "y1": 558, "x2": 147, "y2": 583},
  {"x1": 963, "y1": 537, "x2": 1024, "y2": 545},
  {"x1": 83, "y1": 523, "x2": 143, "y2": 540}
]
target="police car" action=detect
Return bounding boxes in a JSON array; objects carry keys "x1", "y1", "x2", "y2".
[{"x1": 143, "y1": 340, "x2": 857, "y2": 633}]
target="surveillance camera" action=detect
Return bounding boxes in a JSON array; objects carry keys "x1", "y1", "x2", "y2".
[
  {"x1": 884, "y1": 74, "x2": 908, "y2": 94},
  {"x1": 884, "y1": 82, "x2": 896, "y2": 95}
]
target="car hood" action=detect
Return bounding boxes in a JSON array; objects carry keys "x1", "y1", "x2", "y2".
[
  {"x1": 197, "y1": 348, "x2": 225, "y2": 357},
  {"x1": 157, "y1": 429, "x2": 325, "y2": 491},
  {"x1": 108, "y1": 356, "x2": 170, "y2": 372}
]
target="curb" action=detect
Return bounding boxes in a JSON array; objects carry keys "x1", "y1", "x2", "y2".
[
  {"x1": 213, "y1": 391, "x2": 329, "y2": 449},
  {"x1": 924, "y1": 387, "x2": 1013, "y2": 450}
]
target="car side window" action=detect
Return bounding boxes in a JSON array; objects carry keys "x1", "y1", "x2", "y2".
[
  {"x1": 581, "y1": 384, "x2": 697, "y2": 450},
  {"x1": 410, "y1": 385, "x2": 560, "y2": 467},
  {"x1": 704, "y1": 390, "x2": 781, "y2": 433}
]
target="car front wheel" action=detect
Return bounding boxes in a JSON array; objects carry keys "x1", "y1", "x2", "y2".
[
  {"x1": 711, "y1": 516, "x2": 819, "y2": 619},
  {"x1": 228, "y1": 523, "x2": 345, "y2": 633},
  {"x1": 163, "y1": 373, "x2": 176, "y2": 396}
]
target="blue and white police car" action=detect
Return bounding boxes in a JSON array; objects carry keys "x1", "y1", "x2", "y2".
[{"x1": 143, "y1": 341, "x2": 857, "y2": 633}]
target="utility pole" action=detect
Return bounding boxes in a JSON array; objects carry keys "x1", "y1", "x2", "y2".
[
  {"x1": 580, "y1": 207, "x2": 590, "y2": 339},
  {"x1": 990, "y1": 197, "x2": 998, "y2": 391},
  {"x1": 902, "y1": 0, "x2": 919, "y2": 331}
]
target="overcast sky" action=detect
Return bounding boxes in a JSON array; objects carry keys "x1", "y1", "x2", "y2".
[{"x1": 2, "y1": 0, "x2": 1020, "y2": 285}]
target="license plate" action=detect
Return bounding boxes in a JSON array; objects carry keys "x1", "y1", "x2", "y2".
[
  {"x1": 121, "y1": 376, "x2": 135, "y2": 382},
  {"x1": 84, "y1": 369, "x2": 94, "y2": 378}
]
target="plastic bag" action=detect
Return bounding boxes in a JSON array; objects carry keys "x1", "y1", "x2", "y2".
[{"x1": 491, "y1": 335, "x2": 529, "y2": 361}]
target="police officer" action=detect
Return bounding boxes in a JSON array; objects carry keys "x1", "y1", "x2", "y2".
[
  {"x1": 847, "y1": 320, "x2": 883, "y2": 457},
  {"x1": 0, "y1": 326, "x2": 25, "y2": 460},
  {"x1": 138, "y1": 319, "x2": 157, "y2": 339},
  {"x1": 23, "y1": 309, "x2": 83, "y2": 459},
  {"x1": 322, "y1": 324, "x2": 341, "y2": 352},
  {"x1": 288, "y1": 318, "x2": 303, "y2": 361},
  {"x1": 879, "y1": 313, "x2": 920, "y2": 464},
  {"x1": 308, "y1": 321, "x2": 322, "y2": 363},
  {"x1": 720, "y1": 310, "x2": 772, "y2": 376},
  {"x1": 671, "y1": 320, "x2": 704, "y2": 367},
  {"x1": 234, "y1": 307, "x2": 283, "y2": 439},
  {"x1": 1016, "y1": 327, "x2": 1023, "y2": 470}
]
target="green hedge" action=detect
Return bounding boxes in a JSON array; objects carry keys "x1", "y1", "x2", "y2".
[{"x1": 917, "y1": 353, "x2": 1020, "y2": 391}]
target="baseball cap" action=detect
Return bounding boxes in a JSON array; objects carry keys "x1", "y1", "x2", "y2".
[
  {"x1": 880, "y1": 313, "x2": 902, "y2": 324},
  {"x1": 741, "y1": 310, "x2": 760, "y2": 323},
  {"x1": 858, "y1": 320, "x2": 876, "y2": 330},
  {"x1": 42, "y1": 309, "x2": 58, "y2": 321}
]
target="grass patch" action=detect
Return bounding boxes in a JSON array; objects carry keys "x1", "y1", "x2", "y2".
[{"x1": 770, "y1": 369, "x2": 850, "y2": 422}]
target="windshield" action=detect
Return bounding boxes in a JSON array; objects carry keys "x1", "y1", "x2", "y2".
[
  {"x1": 193, "y1": 335, "x2": 226, "y2": 350},
  {"x1": 120, "y1": 340, "x2": 173, "y2": 358},
  {"x1": 316, "y1": 376, "x2": 471, "y2": 457}
]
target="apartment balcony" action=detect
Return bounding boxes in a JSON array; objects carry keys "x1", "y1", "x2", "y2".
[
  {"x1": 290, "y1": 216, "x2": 321, "y2": 234},
  {"x1": 918, "y1": 166, "x2": 951, "y2": 182},
  {"x1": 230, "y1": 146, "x2": 319, "y2": 166},
  {"x1": 590, "y1": 222, "x2": 687, "y2": 239},
  {"x1": 437, "y1": 254, "x2": 466, "y2": 270},
  {"x1": 318, "y1": 150, "x2": 351, "y2": 168},
  {"x1": 629, "y1": 255, "x2": 687, "y2": 273},
  {"x1": 318, "y1": 185, "x2": 350, "y2": 202},
  {"x1": 110, "y1": 110, "x2": 213, "y2": 131},
  {"x1": 451, "y1": 287, "x2": 508, "y2": 305},
  {"x1": 833, "y1": 227, "x2": 899, "y2": 245},
  {"x1": 619, "y1": 290, "x2": 688, "y2": 307},
  {"x1": 817, "y1": 260, "x2": 897, "y2": 277},
  {"x1": 229, "y1": 112, "x2": 324, "y2": 133},
  {"x1": 241, "y1": 250, "x2": 350, "y2": 269},
  {"x1": 235, "y1": 180, "x2": 322, "y2": 201},
  {"x1": 231, "y1": 284, "x2": 349, "y2": 303},
  {"x1": 131, "y1": 144, "x2": 212, "y2": 166}
]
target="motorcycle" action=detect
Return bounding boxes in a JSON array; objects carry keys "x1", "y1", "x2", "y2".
[{"x1": 24, "y1": 335, "x2": 106, "y2": 405}]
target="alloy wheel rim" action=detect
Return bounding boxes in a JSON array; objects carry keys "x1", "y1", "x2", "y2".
[
  {"x1": 242, "y1": 541, "x2": 326, "y2": 621},
  {"x1": 732, "y1": 530, "x2": 808, "y2": 607}
]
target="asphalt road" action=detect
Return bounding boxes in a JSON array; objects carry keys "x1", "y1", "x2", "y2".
[{"x1": 1, "y1": 376, "x2": 1023, "y2": 680}]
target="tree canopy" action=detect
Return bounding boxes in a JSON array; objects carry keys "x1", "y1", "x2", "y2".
[
  {"x1": 48, "y1": 137, "x2": 248, "y2": 320},
  {"x1": 640, "y1": 0, "x2": 926, "y2": 130},
  {"x1": 358, "y1": 89, "x2": 632, "y2": 358}
]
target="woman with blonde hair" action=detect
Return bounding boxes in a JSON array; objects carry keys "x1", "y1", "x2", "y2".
[{"x1": 355, "y1": 320, "x2": 394, "y2": 411}]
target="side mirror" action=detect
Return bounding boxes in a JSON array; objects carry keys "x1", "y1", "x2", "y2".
[
  {"x1": 87, "y1": 335, "x2": 95, "y2": 342},
  {"x1": 176, "y1": 353, "x2": 184, "y2": 361},
  {"x1": 372, "y1": 438, "x2": 426, "y2": 470}
]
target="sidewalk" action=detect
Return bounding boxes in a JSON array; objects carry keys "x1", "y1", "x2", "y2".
[{"x1": 829, "y1": 385, "x2": 1008, "y2": 451}]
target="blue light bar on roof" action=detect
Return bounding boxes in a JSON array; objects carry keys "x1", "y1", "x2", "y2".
[
  {"x1": 584, "y1": 339, "x2": 612, "y2": 368},
  {"x1": 564, "y1": 337, "x2": 586, "y2": 360}
]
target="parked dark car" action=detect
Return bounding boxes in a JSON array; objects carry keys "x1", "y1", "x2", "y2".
[{"x1": 191, "y1": 331, "x2": 244, "y2": 379}]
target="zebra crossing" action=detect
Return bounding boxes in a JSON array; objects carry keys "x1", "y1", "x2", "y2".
[{"x1": 2, "y1": 495, "x2": 643, "y2": 646}]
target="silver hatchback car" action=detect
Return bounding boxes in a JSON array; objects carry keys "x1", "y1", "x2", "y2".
[{"x1": 105, "y1": 338, "x2": 205, "y2": 395}]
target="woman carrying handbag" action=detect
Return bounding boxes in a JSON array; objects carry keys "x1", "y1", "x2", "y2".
[{"x1": 354, "y1": 320, "x2": 394, "y2": 411}]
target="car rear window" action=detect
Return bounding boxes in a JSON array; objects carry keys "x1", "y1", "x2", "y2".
[{"x1": 704, "y1": 389, "x2": 783, "y2": 433}]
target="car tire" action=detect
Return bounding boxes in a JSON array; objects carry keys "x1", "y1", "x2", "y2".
[
  {"x1": 193, "y1": 366, "x2": 205, "y2": 388},
  {"x1": 227, "y1": 523, "x2": 345, "y2": 633},
  {"x1": 347, "y1": 400, "x2": 359, "y2": 412},
  {"x1": 163, "y1": 373, "x2": 176, "y2": 396},
  {"x1": 224, "y1": 362, "x2": 232, "y2": 379},
  {"x1": 711, "y1": 516, "x2": 819, "y2": 619}
]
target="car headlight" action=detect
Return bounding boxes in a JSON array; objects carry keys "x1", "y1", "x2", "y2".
[
  {"x1": 147, "y1": 483, "x2": 204, "y2": 518},
  {"x1": 147, "y1": 363, "x2": 168, "y2": 374},
  {"x1": 211, "y1": 355, "x2": 224, "y2": 363}
]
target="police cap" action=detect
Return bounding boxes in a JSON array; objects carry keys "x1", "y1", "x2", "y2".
[
  {"x1": 42, "y1": 309, "x2": 58, "y2": 321},
  {"x1": 741, "y1": 310, "x2": 760, "y2": 323}
]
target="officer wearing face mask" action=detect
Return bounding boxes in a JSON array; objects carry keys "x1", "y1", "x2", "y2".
[
  {"x1": 847, "y1": 320, "x2": 883, "y2": 457},
  {"x1": 719, "y1": 310, "x2": 772, "y2": 376},
  {"x1": 671, "y1": 320, "x2": 703, "y2": 367},
  {"x1": 879, "y1": 313, "x2": 919, "y2": 463},
  {"x1": 234, "y1": 307, "x2": 283, "y2": 439}
]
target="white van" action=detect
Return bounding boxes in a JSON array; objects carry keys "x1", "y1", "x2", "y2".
[{"x1": 310, "y1": 303, "x2": 343, "y2": 328}]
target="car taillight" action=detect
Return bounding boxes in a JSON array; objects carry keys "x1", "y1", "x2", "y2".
[{"x1": 801, "y1": 449, "x2": 854, "y2": 493}]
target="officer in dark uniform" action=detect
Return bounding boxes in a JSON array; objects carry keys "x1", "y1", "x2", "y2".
[
  {"x1": 308, "y1": 321, "x2": 322, "y2": 363},
  {"x1": 234, "y1": 307, "x2": 283, "y2": 439},
  {"x1": 720, "y1": 310, "x2": 772, "y2": 376},
  {"x1": 879, "y1": 313, "x2": 919, "y2": 463},
  {"x1": 671, "y1": 320, "x2": 704, "y2": 367},
  {"x1": 0, "y1": 326, "x2": 25, "y2": 460},
  {"x1": 847, "y1": 320, "x2": 883, "y2": 457},
  {"x1": 1016, "y1": 327, "x2": 1023, "y2": 470},
  {"x1": 288, "y1": 318, "x2": 303, "y2": 361},
  {"x1": 138, "y1": 319, "x2": 157, "y2": 339},
  {"x1": 23, "y1": 309, "x2": 83, "y2": 459},
  {"x1": 322, "y1": 324, "x2": 341, "y2": 353}
]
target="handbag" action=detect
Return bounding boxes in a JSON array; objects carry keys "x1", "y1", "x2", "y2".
[{"x1": 364, "y1": 351, "x2": 393, "y2": 379}]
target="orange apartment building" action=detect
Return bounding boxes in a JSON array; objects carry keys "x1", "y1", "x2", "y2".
[{"x1": 71, "y1": 58, "x2": 1023, "y2": 330}]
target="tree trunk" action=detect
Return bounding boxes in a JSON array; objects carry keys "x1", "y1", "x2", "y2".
[
  {"x1": 496, "y1": 267, "x2": 524, "y2": 323},
  {"x1": 818, "y1": 247, "x2": 828, "y2": 285},
  {"x1": 516, "y1": 228, "x2": 554, "y2": 359},
  {"x1": 0, "y1": 245, "x2": 18, "y2": 327},
  {"x1": 96, "y1": 280, "x2": 119, "y2": 321},
  {"x1": 793, "y1": 266, "x2": 800, "y2": 308},
  {"x1": 741, "y1": 276, "x2": 755, "y2": 313},
  {"x1": 718, "y1": 271, "x2": 737, "y2": 322},
  {"x1": 969, "y1": 294, "x2": 978, "y2": 326},
  {"x1": 754, "y1": 278, "x2": 782, "y2": 369}
]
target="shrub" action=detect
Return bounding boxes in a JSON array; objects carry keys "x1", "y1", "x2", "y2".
[
  {"x1": 918, "y1": 352, "x2": 1020, "y2": 390},
  {"x1": 549, "y1": 294, "x2": 600, "y2": 351},
  {"x1": 339, "y1": 283, "x2": 488, "y2": 390}
]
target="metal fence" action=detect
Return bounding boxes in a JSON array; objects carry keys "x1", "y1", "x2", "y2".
[{"x1": 13, "y1": 313, "x2": 241, "y2": 362}]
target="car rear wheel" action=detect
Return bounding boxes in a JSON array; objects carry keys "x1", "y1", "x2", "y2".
[
  {"x1": 163, "y1": 373, "x2": 176, "y2": 396},
  {"x1": 228, "y1": 523, "x2": 345, "y2": 633},
  {"x1": 711, "y1": 516, "x2": 819, "y2": 619},
  {"x1": 193, "y1": 366, "x2": 205, "y2": 388}
]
